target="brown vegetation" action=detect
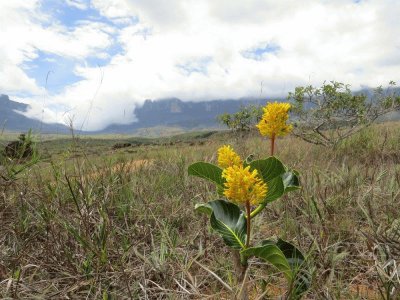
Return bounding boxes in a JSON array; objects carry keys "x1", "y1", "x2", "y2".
[{"x1": 0, "y1": 123, "x2": 399, "y2": 298}]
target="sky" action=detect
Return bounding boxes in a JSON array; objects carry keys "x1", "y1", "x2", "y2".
[{"x1": 0, "y1": 0, "x2": 399, "y2": 131}]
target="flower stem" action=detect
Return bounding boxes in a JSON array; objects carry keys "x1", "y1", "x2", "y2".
[
  {"x1": 270, "y1": 134, "x2": 276, "y2": 156},
  {"x1": 245, "y1": 200, "x2": 251, "y2": 248}
]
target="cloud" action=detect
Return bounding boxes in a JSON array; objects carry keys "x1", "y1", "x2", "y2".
[
  {"x1": 2, "y1": 0, "x2": 400, "y2": 130},
  {"x1": 65, "y1": 0, "x2": 89, "y2": 10},
  {"x1": 0, "y1": 1, "x2": 114, "y2": 93}
]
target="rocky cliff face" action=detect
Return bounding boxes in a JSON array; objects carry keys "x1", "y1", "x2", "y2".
[{"x1": 131, "y1": 97, "x2": 265, "y2": 129}]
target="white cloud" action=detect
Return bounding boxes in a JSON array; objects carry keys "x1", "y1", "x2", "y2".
[
  {"x1": 0, "y1": 1, "x2": 114, "y2": 93},
  {"x1": 2, "y1": 0, "x2": 400, "y2": 130},
  {"x1": 65, "y1": 0, "x2": 89, "y2": 10}
]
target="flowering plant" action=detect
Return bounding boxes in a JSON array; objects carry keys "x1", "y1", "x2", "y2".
[
  {"x1": 188, "y1": 103, "x2": 310, "y2": 299},
  {"x1": 256, "y1": 102, "x2": 293, "y2": 155}
]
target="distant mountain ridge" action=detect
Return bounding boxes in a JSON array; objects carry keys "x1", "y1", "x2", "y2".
[
  {"x1": 2, "y1": 89, "x2": 399, "y2": 134},
  {"x1": 0, "y1": 94, "x2": 72, "y2": 133},
  {"x1": 0, "y1": 94, "x2": 271, "y2": 134},
  {"x1": 102, "y1": 97, "x2": 270, "y2": 133}
]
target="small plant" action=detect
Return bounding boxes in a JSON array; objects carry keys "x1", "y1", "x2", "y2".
[
  {"x1": 189, "y1": 102, "x2": 310, "y2": 299},
  {"x1": 0, "y1": 130, "x2": 39, "y2": 183}
]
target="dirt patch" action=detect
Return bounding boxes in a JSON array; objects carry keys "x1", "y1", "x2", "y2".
[{"x1": 348, "y1": 283, "x2": 381, "y2": 299}]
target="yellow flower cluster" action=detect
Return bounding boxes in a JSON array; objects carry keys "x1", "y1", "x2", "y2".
[
  {"x1": 217, "y1": 145, "x2": 242, "y2": 168},
  {"x1": 222, "y1": 165, "x2": 268, "y2": 205},
  {"x1": 217, "y1": 145, "x2": 267, "y2": 205},
  {"x1": 256, "y1": 102, "x2": 293, "y2": 138}
]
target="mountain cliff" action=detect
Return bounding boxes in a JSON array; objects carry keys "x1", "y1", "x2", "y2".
[
  {"x1": 0, "y1": 94, "x2": 268, "y2": 133},
  {"x1": 102, "y1": 97, "x2": 266, "y2": 133}
]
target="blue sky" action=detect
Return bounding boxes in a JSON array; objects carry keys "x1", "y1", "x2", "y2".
[
  {"x1": 0, "y1": 0, "x2": 399, "y2": 130},
  {"x1": 22, "y1": 0, "x2": 129, "y2": 94}
]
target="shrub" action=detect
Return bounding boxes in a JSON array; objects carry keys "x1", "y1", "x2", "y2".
[{"x1": 288, "y1": 81, "x2": 400, "y2": 147}]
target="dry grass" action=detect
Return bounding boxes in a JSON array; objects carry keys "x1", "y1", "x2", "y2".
[{"x1": 1, "y1": 123, "x2": 400, "y2": 299}]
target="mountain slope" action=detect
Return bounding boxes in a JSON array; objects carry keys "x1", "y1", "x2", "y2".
[
  {"x1": 2, "y1": 94, "x2": 269, "y2": 134},
  {"x1": 0, "y1": 94, "x2": 71, "y2": 133}
]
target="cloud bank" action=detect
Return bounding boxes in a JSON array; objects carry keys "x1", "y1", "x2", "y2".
[{"x1": 1, "y1": 0, "x2": 399, "y2": 130}]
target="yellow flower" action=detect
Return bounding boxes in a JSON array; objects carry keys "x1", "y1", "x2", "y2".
[
  {"x1": 256, "y1": 102, "x2": 293, "y2": 138},
  {"x1": 222, "y1": 165, "x2": 268, "y2": 205},
  {"x1": 217, "y1": 145, "x2": 242, "y2": 168}
]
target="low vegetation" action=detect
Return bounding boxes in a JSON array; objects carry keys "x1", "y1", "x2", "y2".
[{"x1": 1, "y1": 119, "x2": 399, "y2": 299}]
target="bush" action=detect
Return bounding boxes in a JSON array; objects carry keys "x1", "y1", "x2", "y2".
[
  {"x1": 218, "y1": 104, "x2": 263, "y2": 132},
  {"x1": 288, "y1": 81, "x2": 400, "y2": 147}
]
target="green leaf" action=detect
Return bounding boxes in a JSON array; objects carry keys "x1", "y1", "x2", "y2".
[
  {"x1": 282, "y1": 170, "x2": 300, "y2": 193},
  {"x1": 241, "y1": 240, "x2": 292, "y2": 279},
  {"x1": 250, "y1": 157, "x2": 286, "y2": 182},
  {"x1": 276, "y1": 239, "x2": 311, "y2": 299},
  {"x1": 244, "y1": 154, "x2": 255, "y2": 165},
  {"x1": 242, "y1": 239, "x2": 311, "y2": 299},
  {"x1": 250, "y1": 160, "x2": 301, "y2": 218},
  {"x1": 194, "y1": 202, "x2": 212, "y2": 216},
  {"x1": 264, "y1": 176, "x2": 285, "y2": 202},
  {"x1": 188, "y1": 162, "x2": 224, "y2": 186},
  {"x1": 250, "y1": 157, "x2": 286, "y2": 203},
  {"x1": 205, "y1": 200, "x2": 247, "y2": 250},
  {"x1": 276, "y1": 239, "x2": 304, "y2": 264}
]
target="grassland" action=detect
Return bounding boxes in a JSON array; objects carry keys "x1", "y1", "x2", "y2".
[{"x1": 1, "y1": 123, "x2": 400, "y2": 299}]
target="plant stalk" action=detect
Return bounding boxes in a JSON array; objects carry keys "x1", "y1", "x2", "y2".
[
  {"x1": 250, "y1": 134, "x2": 276, "y2": 220},
  {"x1": 270, "y1": 134, "x2": 276, "y2": 156},
  {"x1": 232, "y1": 250, "x2": 249, "y2": 300},
  {"x1": 245, "y1": 200, "x2": 251, "y2": 248}
]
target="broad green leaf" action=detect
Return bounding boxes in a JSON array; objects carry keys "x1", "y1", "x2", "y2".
[
  {"x1": 195, "y1": 199, "x2": 237, "y2": 216},
  {"x1": 241, "y1": 240, "x2": 292, "y2": 280},
  {"x1": 250, "y1": 157, "x2": 286, "y2": 203},
  {"x1": 250, "y1": 157, "x2": 286, "y2": 182},
  {"x1": 276, "y1": 239, "x2": 304, "y2": 265},
  {"x1": 242, "y1": 239, "x2": 311, "y2": 299},
  {"x1": 282, "y1": 170, "x2": 300, "y2": 193},
  {"x1": 188, "y1": 162, "x2": 224, "y2": 186},
  {"x1": 206, "y1": 200, "x2": 247, "y2": 249},
  {"x1": 276, "y1": 239, "x2": 311, "y2": 299},
  {"x1": 264, "y1": 176, "x2": 285, "y2": 203},
  {"x1": 250, "y1": 162, "x2": 301, "y2": 218}
]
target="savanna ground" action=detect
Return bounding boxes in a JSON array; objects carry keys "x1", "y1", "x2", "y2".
[{"x1": 1, "y1": 122, "x2": 400, "y2": 299}]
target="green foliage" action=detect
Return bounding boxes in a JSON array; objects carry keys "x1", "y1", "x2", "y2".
[
  {"x1": 275, "y1": 239, "x2": 312, "y2": 299},
  {"x1": 288, "y1": 81, "x2": 400, "y2": 147},
  {"x1": 188, "y1": 162, "x2": 224, "y2": 187},
  {"x1": 190, "y1": 157, "x2": 300, "y2": 215},
  {"x1": 241, "y1": 241, "x2": 292, "y2": 279},
  {"x1": 217, "y1": 104, "x2": 263, "y2": 131},
  {"x1": 195, "y1": 200, "x2": 247, "y2": 249},
  {"x1": 241, "y1": 239, "x2": 311, "y2": 299},
  {"x1": 249, "y1": 157, "x2": 300, "y2": 205},
  {"x1": 0, "y1": 130, "x2": 40, "y2": 182},
  {"x1": 209, "y1": 200, "x2": 247, "y2": 249},
  {"x1": 188, "y1": 154, "x2": 308, "y2": 298},
  {"x1": 249, "y1": 157, "x2": 286, "y2": 182}
]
